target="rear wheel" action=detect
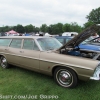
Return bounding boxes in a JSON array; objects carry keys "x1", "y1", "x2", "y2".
[
  {"x1": 0, "y1": 56, "x2": 9, "y2": 68},
  {"x1": 54, "y1": 67, "x2": 78, "y2": 88}
]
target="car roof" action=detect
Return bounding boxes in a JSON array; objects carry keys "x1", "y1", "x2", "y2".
[
  {"x1": 55, "y1": 36, "x2": 73, "y2": 39},
  {"x1": 0, "y1": 36, "x2": 53, "y2": 39}
]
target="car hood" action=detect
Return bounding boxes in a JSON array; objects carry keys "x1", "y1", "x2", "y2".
[{"x1": 57, "y1": 24, "x2": 100, "y2": 51}]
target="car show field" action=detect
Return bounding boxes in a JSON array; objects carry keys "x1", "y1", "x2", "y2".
[
  {"x1": 0, "y1": 66, "x2": 100, "y2": 100},
  {"x1": 0, "y1": 24, "x2": 100, "y2": 89}
]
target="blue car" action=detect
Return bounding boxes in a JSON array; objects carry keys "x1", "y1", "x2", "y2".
[
  {"x1": 79, "y1": 43, "x2": 100, "y2": 51},
  {"x1": 55, "y1": 36, "x2": 100, "y2": 52},
  {"x1": 55, "y1": 29, "x2": 100, "y2": 59}
]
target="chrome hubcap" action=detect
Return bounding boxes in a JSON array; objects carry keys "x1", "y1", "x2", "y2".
[{"x1": 58, "y1": 70, "x2": 72, "y2": 85}]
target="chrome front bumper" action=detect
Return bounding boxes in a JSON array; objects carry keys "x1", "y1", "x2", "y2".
[
  {"x1": 90, "y1": 64, "x2": 100, "y2": 80},
  {"x1": 90, "y1": 77, "x2": 100, "y2": 80}
]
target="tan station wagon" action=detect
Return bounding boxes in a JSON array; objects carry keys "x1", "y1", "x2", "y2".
[{"x1": 0, "y1": 24, "x2": 100, "y2": 88}]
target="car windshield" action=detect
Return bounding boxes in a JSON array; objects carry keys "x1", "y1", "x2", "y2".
[
  {"x1": 37, "y1": 38, "x2": 62, "y2": 51},
  {"x1": 81, "y1": 37, "x2": 95, "y2": 44},
  {"x1": 81, "y1": 36, "x2": 100, "y2": 44}
]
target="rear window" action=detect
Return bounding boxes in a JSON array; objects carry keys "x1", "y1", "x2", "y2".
[{"x1": 0, "y1": 38, "x2": 11, "y2": 46}]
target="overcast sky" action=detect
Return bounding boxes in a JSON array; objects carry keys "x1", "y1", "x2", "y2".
[{"x1": 0, "y1": 0, "x2": 100, "y2": 27}]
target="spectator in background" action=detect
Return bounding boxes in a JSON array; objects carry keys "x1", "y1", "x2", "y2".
[
  {"x1": 39, "y1": 33, "x2": 43, "y2": 36},
  {"x1": 71, "y1": 34, "x2": 74, "y2": 36},
  {"x1": 19, "y1": 34, "x2": 22, "y2": 36},
  {"x1": 91, "y1": 33, "x2": 99, "y2": 42},
  {"x1": 93, "y1": 33, "x2": 99, "y2": 38},
  {"x1": 71, "y1": 34, "x2": 77, "y2": 37}
]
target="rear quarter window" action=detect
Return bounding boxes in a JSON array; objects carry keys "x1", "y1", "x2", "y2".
[{"x1": 0, "y1": 38, "x2": 11, "y2": 46}]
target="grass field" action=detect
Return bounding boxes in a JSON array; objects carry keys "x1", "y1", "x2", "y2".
[{"x1": 0, "y1": 66, "x2": 100, "y2": 100}]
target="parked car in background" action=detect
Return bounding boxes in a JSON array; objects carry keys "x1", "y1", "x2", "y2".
[
  {"x1": 62, "y1": 32, "x2": 78, "y2": 36},
  {"x1": 0, "y1": 32, "x2": 6, "y2": 36},
  {"x1": 0, "y1": 24, "x2": 100, "y2": 88},
  {"x1": 86, "y1": 36, "x2": 100, "y2": 46},
  {"x1": 55, "y1": 35, "x2": 100, "y2": 56},
  {"x1": 54, "y1": 36, "x2": 73, "y2": 45}
]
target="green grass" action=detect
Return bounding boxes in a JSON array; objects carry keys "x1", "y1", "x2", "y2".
[{"x1": 0, "y1": 66, "x2": 100, "y2": 100}]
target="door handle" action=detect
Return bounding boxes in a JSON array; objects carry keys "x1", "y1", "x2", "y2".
[
  {"x1": 5, "y1": 49, "x2": 8, "y2": 50},
  {"x1": 20, "y1": 51, "x2": 24, "y2": 53}
]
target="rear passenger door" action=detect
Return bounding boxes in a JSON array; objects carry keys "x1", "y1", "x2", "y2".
[
  {"x1": 8, "y1": 39, "x2": 23, "y2": 65},
  {"x1": 19, "y1": 39, "x2": 40, "y2": 70}
]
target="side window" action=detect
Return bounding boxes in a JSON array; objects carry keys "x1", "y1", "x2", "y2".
[
  {"x1": 0, "y1": 39, "x2": 11, "y2": 46},
  {"x1": 57, "y1": 38, "x2": 64, "y2": 44},
  {"x1": 23, "y1": 39, "x2": 39, "y2": 50},
  {"x1": 23, "y1": 39, "x2": 33, "y2": 50},
  {"x1": 10, "y1": 39, "x2": 22, "y2": 48},
  {"x1": 66, "y1": 38, "x2": 71, "y2": 43}
]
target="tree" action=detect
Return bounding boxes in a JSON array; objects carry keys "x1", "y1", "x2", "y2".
[
  {"x1": 16, "y1": 24, "x2": 25, "y2": 33},
  {"x1": 0, "y1": 26, "x2": 13, "y2": 32},
  {"x1": 48, "y1": 24, "x2": 61, "y2": 35},
  {"x1": 70, "y1": 22, "x2": 82, "y2": 33},
  {"x1": 12, "y1": 26, "x2": 17, "y2": 32},
  {"x1": 34, "y1": 27, "x2": 40, "y2": 33},
  {"x1": 62, "y1": 23, "x2": 71, "y2": 32},
  {"x1": 86, "y1": 7, "x2": 100, "y2": 24},
  {"x1": 24, "y1": 24, "x2": 35, "y2": 33},
  {"x1": 40, "y1": 24, "x2": 48, "y2": 33},
  {"x1": 48, "y1": 24, "x2": 55, "y2": 34},
  {"x1": 83, "y1": 21, "x2": 95, "y2": 29},
  {"x1": 56, "y1": 23, "x2": 63, "y2": 34}
]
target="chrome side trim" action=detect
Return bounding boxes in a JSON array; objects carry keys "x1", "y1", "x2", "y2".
[{"x1": 0, "y1": 52, "x2": 94, "y2": 70}]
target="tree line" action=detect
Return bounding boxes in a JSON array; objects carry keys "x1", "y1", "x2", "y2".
[{"x1": 0, "y1": 7, "x2": 100, "y2": 35}]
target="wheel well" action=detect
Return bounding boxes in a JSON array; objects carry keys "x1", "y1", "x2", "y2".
[
  {"x1": 0, "y1": 55, "x2": 5, "y2": 58},
  {"x1": 0, "y1": 55, "x2": 7, "y2": 60},
  {"x1": 0, "y1": 55, "x2": 2, "y2": 58},
  {"x1": 52, "y1": 66, "x2": 78, "y2": 79},
  {"x1": 0, "y1": 55, "x2": 6, "y2": 58},
  {"x1": 52, "y1": 66, "x2": 60, "y2": 75}
]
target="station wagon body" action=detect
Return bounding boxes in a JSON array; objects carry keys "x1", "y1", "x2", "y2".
[{"x1": 0, "y1": 24, "x2": 100, "y2": 88}]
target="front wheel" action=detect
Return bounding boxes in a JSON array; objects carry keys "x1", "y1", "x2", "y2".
[
  {"x1": 0, "y1": 56, "x2": 9, "y2": 68},
  {"x1": 54, "y1": 67, "x2": 78, "y2": 88}
]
